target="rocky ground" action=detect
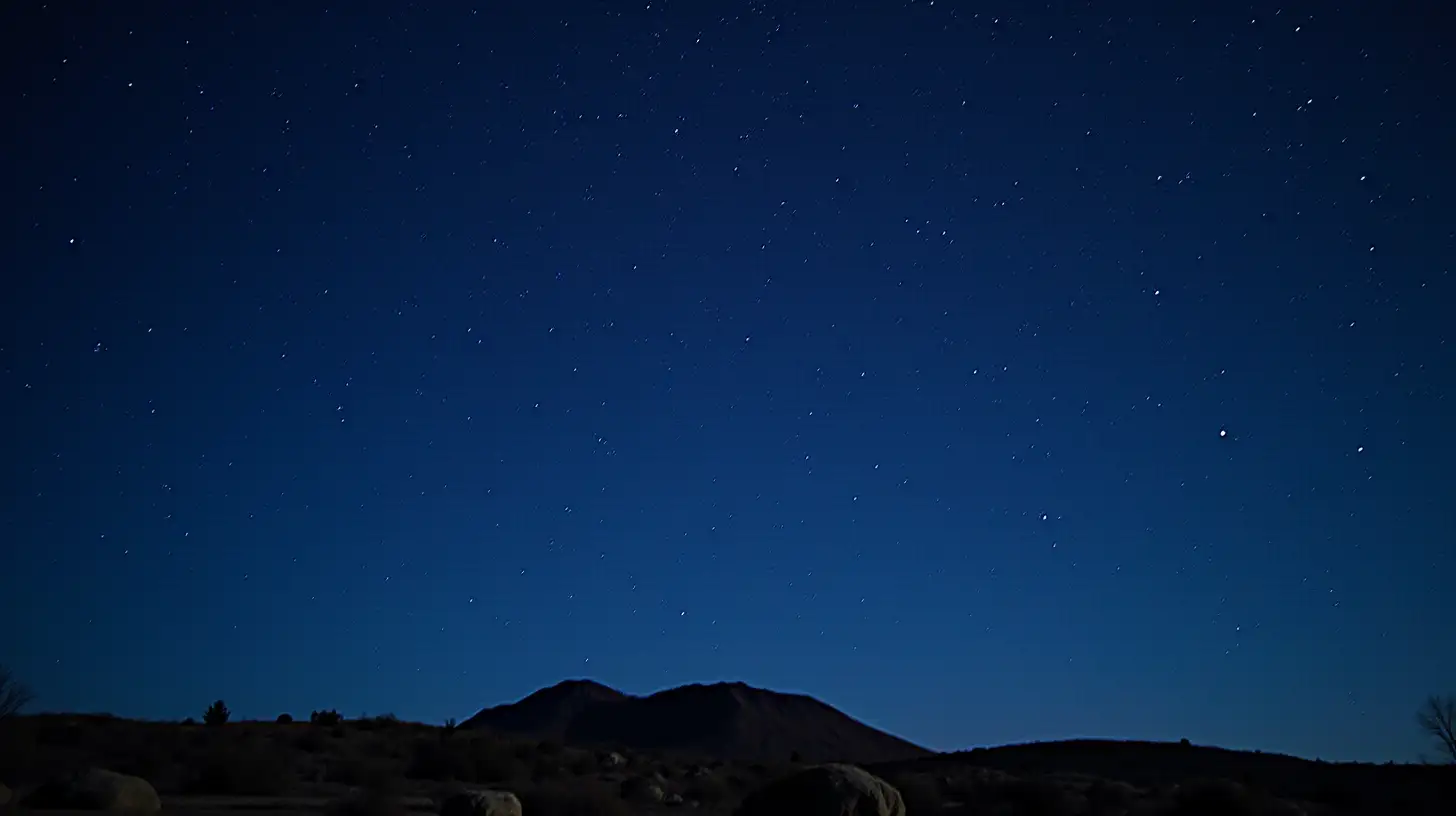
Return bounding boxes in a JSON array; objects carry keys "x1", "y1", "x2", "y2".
[{"x1": 1, "y1": 714, "x2": 1453, "y2": 815}]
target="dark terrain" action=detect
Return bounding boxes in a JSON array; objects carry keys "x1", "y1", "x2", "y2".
[{"x1": 0, "y1": 680, "x2": 1451, "y2": 815}]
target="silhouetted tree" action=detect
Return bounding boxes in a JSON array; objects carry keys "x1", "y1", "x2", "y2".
[
  {"x1": 204, "y1": 699, "x2": 231, "y2": 726},
  {"x1": 1417, "y1": 694, "x2": 1456, "y2": 763},
  {"x1": 310, "y1": 708, "x2": 343, "y2": 726},
  {"x1": 0, "y1": 665, "x2": 35, "y2": 719},
  {"x1": 277, "y1": 713, "x2": 294, "y2": 724}
]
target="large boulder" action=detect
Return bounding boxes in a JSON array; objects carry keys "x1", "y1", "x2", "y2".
[
  {"x1": 438, "y1": 789, "x2": 523, "y2": 816},
  {"x1": 0, "y1": 782, "x2": 11, "y2": 806},
  {"x1": 735, "y1": 763, "x2": 905, "y2": 816},
  {"x1": 22, "y1": 768, "x2": 161, "y2": 813}
]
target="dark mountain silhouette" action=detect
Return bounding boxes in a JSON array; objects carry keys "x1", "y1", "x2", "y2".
[
  {"x1": 461, "y1": 678, "x2": 627, "y2": 737},
  {"x1": 462, "y1": 679, "x2": 930, "y2": 764}
]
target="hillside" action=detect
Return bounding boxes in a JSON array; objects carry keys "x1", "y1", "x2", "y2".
[
  {"x1": 461, "y1": 678, "x2": 628, "y2": 738},
  {"x1": 464, "y1": 679, "x2": 930, "y2": 764}
]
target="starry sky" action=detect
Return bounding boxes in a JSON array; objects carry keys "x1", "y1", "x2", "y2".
[{"x1": 3, "y1": 1, "x2": 1452, "y2": 765}]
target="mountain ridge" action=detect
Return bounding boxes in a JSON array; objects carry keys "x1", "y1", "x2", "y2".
[{"x1": 461, "y1": 678, "x2": 930, "y2": 764}]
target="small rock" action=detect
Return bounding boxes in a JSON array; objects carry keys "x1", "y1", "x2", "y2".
[
  {"x1": 439, "y1": 789, "x2": 523, "y2": 816},
  {"x1": 621, "y1": 777, "x2": 666, "y2": 804}
]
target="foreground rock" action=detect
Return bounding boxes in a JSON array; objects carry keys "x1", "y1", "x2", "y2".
[
  {"x1": 439, "y1": 788, "x2": 523, "y2": 816},
  {"x1": 1, "y1": 782, "x2": 11, "y2": 806},
  {"x1": 21, "y1": 768, "x2": 161, "y2": 813},
  {"x1": 735, "y1": 763, "x2": 906, "y2": 816},
  {"x1": 621, "y1": 775, "x2": 666, "y2": 804}
]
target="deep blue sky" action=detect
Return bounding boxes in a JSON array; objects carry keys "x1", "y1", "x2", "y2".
[{"x1": 3, "y1": 1, "x2": 1451, "y2": 764}]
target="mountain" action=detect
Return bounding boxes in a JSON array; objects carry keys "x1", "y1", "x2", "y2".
[
  {"x1": 461, "y1": 678, "x2": 628, "y2": 737},
  {"x1": 462, "y1": 679, "x2": 930, "y2": 764}
]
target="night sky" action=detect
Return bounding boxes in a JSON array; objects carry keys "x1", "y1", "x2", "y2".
[{"x1": 3, "y1": 1, "x2": 1452, "y2": 765}]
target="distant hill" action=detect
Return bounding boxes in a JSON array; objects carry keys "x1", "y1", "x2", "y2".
[
  {"x1": 462, "y1": 679, "x2": 930, "y2": 764},
  {"x1": 871, "y1": 738, "x2": 1456, "y2": 813}
]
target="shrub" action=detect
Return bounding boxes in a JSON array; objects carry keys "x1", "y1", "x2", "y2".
[
  {"x1": 310, "y1": 709, "x2": 344, "y2": 726},
  {"x1": 277, "y1": 713, "x2": 294, "y2": 724},
  {"x1": 203, "y1": 700, "x2": 230, "y2": 727},
  {"x1": 356, "y1": 713, "x2": 401, "y2": 732}
]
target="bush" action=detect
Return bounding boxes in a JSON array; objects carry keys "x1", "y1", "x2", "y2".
[
  {"x1": 311, "y1": 709, "x2": 344, "y2": 726},
  {"x1": 203, "y1": 700, "x2": 230, "y2": 727},
  {"x1": 277, "y1": 713, "x2": 294, "y2": 724},
  {"x1": 356, "y1": 713, "x2": 401, "y2": 732}
]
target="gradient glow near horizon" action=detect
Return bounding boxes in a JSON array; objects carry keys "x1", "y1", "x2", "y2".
[{"x1": 3, "y1": 1, "x2": 1451, "y2": 764}]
